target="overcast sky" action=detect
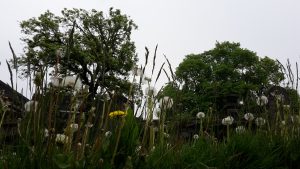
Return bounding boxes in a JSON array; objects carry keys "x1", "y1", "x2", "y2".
[{"x1": 1, "y1": 0, "x2": 300, "y2": 98}]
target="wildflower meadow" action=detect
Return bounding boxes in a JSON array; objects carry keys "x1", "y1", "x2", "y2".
[{"x1": 1, "y1": 8, "x2": 300, "y2": 169}]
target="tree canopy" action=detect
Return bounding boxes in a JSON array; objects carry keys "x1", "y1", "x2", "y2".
[
  {"x1": 163, "y1": 41, "x2": 285, "y2": 115},
  {"x1": 16, "y1": 8, "x2": 138, "y2": 98}
]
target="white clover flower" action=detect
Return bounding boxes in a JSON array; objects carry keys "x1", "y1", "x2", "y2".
[
  {"x1": 235, "y1": 126, "x2": 246, "y2": 134},
  {"x1": 256, "y1": 95, "x2": 268, "y2": 106},
  {"x1": 193, "y1": 134, "x2": 199, "y2": 140},
  {"x1": 196, "y1": 112, "x2": 205, "y2": 119},
  {"x1": 222, "y1": 116, "x2": 234, "y2": 125},
  {"x1": 144, "y1": 86, "x2": 157, "y2": 96},
  {"x1": 255, "y1": 117, "x2": 266, "y2": 126},
  {"x1": 55, "y1": 134, "x2": 69, "y2": 144},
  {"x1": 105, "y1": 131, "x2": 112, "y2": 138},
  {"x1": 159, "y1": 96, "x2": 173, "y2": 110},
  {"x1": 244, "y1": 113, "x2": 254, "y2": 121},
  {"x1": 24, "y1": 100, "x2": 38, "y2": 112},
  {"x1": 281, "y1": 120, "x2": 286, "y2": 126}
]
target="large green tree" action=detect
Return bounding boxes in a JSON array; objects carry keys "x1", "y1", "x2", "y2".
[
  {"x1": 16, "y1": 8, "x2": 137, "y2": 98},
  {"x1": 164, "y1": 41, "x2": 285, "y2": 115}
]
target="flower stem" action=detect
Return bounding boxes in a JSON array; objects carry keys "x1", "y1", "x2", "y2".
[
  {"x1": 111, "y1": 117, "x2": 125, "y2": 166},
  {"x1": 227, "y1": 124, "x2": 230, "y2": 141}
]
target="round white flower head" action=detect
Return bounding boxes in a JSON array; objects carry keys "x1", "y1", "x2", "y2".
[
  {"x1": 244, "y1": 113, "x2": 254, "y2": 121},
  {"x1": 159, "y1": 96, "x2": 173, "y2": 109},
  {"x1": 295, "y1": 115, "x2": 300, "y2": 124},
  {"x1": 133, "y1": 66, "x2": 143, "y2": 77},
  {"x1": 144, "y1": 86, "x2": 157, "y2": 97},
  {"x1": 164, "y1": 132, "x2": 170, "y2": 138},
  {"x1": 255, "y1": 117, "x2": 266, "y2": 126},
  {"x1": 135, "y1": 145, "x2": 142, "y2": 153},
  {"x1": 153, "y1": 127, "x2": 159, "y2": 132},
  {"x1": 24, "y1": 100, "x2": 38, "y2": 112},
  {"x1": 151, "y1": 146, "x2": 156, "y2": 152},
  {"x1": 281, "y1": 120, "x2": 286, "y2": 126},
  {"x1": 154, "y1": 107, "x2": 161, "y2": 118},
  {"x1": 144, "y1": 76, "x2": 151, "y2": 83},
  {"x1": 275, "y1": 94, "x2": 284, "y2": 102},
  {"x1": 44, "y1": 129, "x2": 49, "y2": 138},
  {"x1": 105, "y1": 131, "x2": 112, "y2": 138},
  {"x1": 222, "y1": 116, "x2": 234, "y2": 125},
  {"x1": 50, "y1": 76, "x2": 61, "y2": 87},
  {"x1": 283, "y1": 105, "x2": 290, "y2": 110},
  {"x1": 61, "y1": 75, "x2": 82, "y2": 90},
  {"x1": 235, "y1": 126, "x2": 246, "y2": 134},
  {"x1": 256, "y1": 95, "x2": 268, "y2": 106},
  {"x1": 85, "y1": 122, "x2": 94, "y2": 128},
  {"x1": 239, "y1": 100, "x2": 244, "y2": 105},
  {"x1": 193, "y1": 134, "x2": 199, "y2": 140},
  {"x1": 55, "y1": 134, "x2": 69, "y2": 144},
  {"x1": 196, "y1": 112, "x2": 205, "y2": 119},
  {"x1": 70, "y1": 123, "x2": 79, "y2": 133}
]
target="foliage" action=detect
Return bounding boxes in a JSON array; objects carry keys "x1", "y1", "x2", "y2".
[
  {"x1": 142, "y1": 133, "x2": 300, "y2": 169},
  {"x1": 2, "y1": 45, "x2": 300, "y2": 169},
  {"x1": 164, "y1": 41, "x2": 285, "y2": 114},
  {"x1": 16, "y1": 8, "x2": 138, "y2": 98}
]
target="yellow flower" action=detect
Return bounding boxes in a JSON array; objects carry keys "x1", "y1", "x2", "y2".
[{"x1": 109, "y1": 110, "x2": 127, "y2": 118}]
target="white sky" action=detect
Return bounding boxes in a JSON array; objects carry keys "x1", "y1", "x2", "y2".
[{"x1": 1, "y1": 0, "x2": 300, "y2": 98}]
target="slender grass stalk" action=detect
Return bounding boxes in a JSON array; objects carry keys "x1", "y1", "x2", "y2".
[
  {"x1": 141, "y1": 94, "x2": 153, "y2": 149},
  {"x1": 111, "y1": 116, "x2": 125, "y2": 166},
  {"x1": 226, "y1": 124, "x2": 230, "y2": 141},
  {"x1": 0, "y1": 111, "x2": 7, "y2": 130},
  {"x1": 199, "y1": 118, "x2": 203, "y2": 137}
]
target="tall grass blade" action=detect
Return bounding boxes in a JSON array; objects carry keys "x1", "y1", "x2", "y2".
[
  {"x1": 286, "y1": 59, "x2": 294, "y2": 87},
  {"x1": 296, "y1": 62, "x2": 298, "y2": 90},
  {"x1": 143, "y1": 47, "x2": 149, "y2": 75},
  {"x1": 155, "y1": 62, "x2": 165, "y2": 85},
  {"x1": 8, "y1": 41, "x2": 18, "y2": 69},
  {"x1": 6, "y1": 60, "x2": 13, "y2": 89},
  {"x1": 163, "y1": 68, "x2": 171, "y2": 82},
  {"x1": 151, "y1": 44, "x2": 158, "y2": 78},
  {"x1": 163, "y1": 54, "x2": 175, "y2": 81}
]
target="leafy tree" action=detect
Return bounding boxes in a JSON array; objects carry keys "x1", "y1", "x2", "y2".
[
  {"x1": 164, "y1": 41, "x2": 285, "y2": 115},
  {"x1": 16, "y1": 8, "x2": 137, "y2": 98}
]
